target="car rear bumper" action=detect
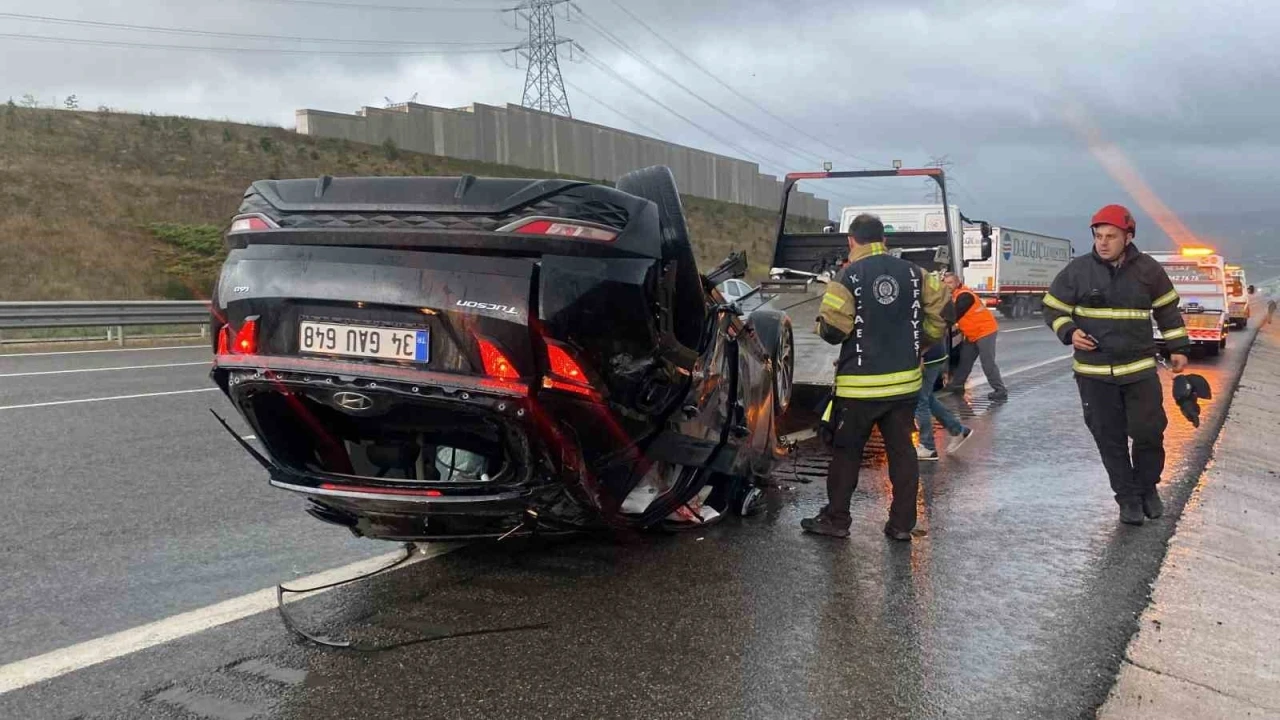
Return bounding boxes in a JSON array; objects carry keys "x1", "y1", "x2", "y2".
[
  {"x1": 271, "y1": 475, "x2": 546, "y2": 540},
  {"x1": 212, "y1": 353, "x2": 529, "y2": 398}
]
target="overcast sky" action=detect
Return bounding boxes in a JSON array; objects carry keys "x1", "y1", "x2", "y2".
[{"x1": 3, "y1": 0, "x2": 1277, "y2": 245}]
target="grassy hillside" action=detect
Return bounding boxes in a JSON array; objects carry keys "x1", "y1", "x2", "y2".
[{"x1": 0, "y1": 105, "x2": 788, "y2": 301}]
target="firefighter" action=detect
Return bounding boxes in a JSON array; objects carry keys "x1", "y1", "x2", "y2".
[
  {"x1": 801, "y1": 214, "x2": 948, "y2": 541},
  {"x1": 1042, "y1": 204, "x2": 1189, "y2": 525},
  {"x1": 942, "y1": 271, "x2": 1008, "y2": 401}
]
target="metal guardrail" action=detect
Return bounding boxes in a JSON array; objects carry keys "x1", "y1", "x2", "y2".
[{"x1": 0, "y1": 301, "x2": 211, "y2": 330}]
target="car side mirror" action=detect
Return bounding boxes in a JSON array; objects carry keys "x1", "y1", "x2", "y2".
[{"x1": 1248, "y1": 285, "x2": 1256, "y2": 295}]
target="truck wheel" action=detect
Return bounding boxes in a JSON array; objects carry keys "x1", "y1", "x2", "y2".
[{"x1": 616, "y1": 166, "x2": 706, "y2": 351}]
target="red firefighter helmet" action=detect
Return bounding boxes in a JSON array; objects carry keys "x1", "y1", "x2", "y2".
[{"x1": 1090, "y1": 204, "x2": 1136, "y2": 234}]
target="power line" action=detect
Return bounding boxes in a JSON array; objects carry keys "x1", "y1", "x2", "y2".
[
  {"x1": 563, "y1": 79, "x2": 666, "y2": 140},
  {"x1": 579, "y1": 52, "x2": 792, "y2": 173},
  {"x1": 241, "y1": 0, "x2": 504, "y2": 12},
  {"x1": 578, "y1": 54, "x2": 864, "y2": 209},
  {"x1": 600, "y1": 0, "x2": 888, "y2": 170},
  {"x1": 0, "y1": 12, "x2": 513, "y2": 47},
  {"x1": 0, "y1": 32, "x2": 502, "y2": 56},
  {"x1": 572, "y1": 4, "x2": 880, "y2": 204},
  {"x1": 572, "y1": 7, "x2": 822, "y2": 167}
]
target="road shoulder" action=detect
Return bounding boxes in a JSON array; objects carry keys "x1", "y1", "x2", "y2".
[{"x1": 1097, "y1": 316, "x2": 1280, "y2": 719}]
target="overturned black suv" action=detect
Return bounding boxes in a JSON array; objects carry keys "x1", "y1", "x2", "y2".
[{"x1": 209, "y1": 166, "x2": 795, "y2": 541}]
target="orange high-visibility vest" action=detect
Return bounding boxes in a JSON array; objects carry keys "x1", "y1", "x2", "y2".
[{"x1": 953, "y1": 287, "x2": 998, "y2": 341}]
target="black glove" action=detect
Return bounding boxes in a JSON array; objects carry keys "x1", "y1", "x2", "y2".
[{"x1": 1172, "y1": 374, "x2": 1213, "y2": 427}]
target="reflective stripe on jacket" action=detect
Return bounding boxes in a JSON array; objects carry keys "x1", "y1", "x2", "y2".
[
  {"x1": 1043, "y1": 242, "x2": 1189, "y2": 384},
  {"x1": 815, "y1": 242, "x2": 944, "y2": 401}
]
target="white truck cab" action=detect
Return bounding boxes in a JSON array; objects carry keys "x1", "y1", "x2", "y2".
[{"x1": 1147, "y1": 247, "x2": 1230, "y2": 355}]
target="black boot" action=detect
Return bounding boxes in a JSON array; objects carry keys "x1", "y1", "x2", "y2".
[
  {"x1": 1142, "y1": 490, "x2": 1164, "y2": 519},
  {"x1": 801, "y1": 513, "x2": 850, "y2": 538},
  {"x1": 1119, "y1": 497, "x2": 1145, "y2": 526},
  {"x1": 883, "y1": 523, "x2": 913, "y2": 542}
]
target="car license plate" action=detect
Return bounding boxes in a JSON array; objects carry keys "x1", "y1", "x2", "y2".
[{"x1": 298, "y1": 321, "x2": 429, "y2": 363}]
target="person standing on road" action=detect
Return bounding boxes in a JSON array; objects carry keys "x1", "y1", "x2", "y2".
[
  {"x1": 942, "y1": 272, "x2": 1008, "y2": 401},
  {"x1": 801, "y1": 214, "x2": 948, "y2": 541},
  {"x1": 916, "y1": 339, "x2": 975, "y2": 461},
  {"x1": 1042, "y1": 204, "x2": 1189, "y2": 526}
]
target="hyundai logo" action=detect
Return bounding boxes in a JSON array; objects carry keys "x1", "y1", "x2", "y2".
[{"x1": 333, "y1": 391, "x2": 374, "y2": 412}]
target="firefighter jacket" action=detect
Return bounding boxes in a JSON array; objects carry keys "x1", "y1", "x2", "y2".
[
  {"x1": 816, "y1": 242, "x2": 948, "y2": 401},
  {"x1": 952, "y1": 285, "x2": 999, "y2": 342},
  {"x1": 1043, "y1": 243, "x2": 1190, "y2": 384}
]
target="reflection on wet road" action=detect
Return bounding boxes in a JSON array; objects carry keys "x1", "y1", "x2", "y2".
[{"x1": 0, "y1": 321, "x2": 1260, "y2": 719}]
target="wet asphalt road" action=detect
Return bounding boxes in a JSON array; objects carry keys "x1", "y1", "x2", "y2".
[
  {"x1": 0, "y1": 345, "x2": 387, "y2": 666},
  {"x1": 0, "y1": 317, "x2": 1261, "y2": 719}
]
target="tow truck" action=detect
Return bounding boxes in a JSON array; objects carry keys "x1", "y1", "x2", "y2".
[
  {"x1": 1225, "y1": 264, "x2": 1252, "y2": 329},
  {"x1": 1148, "y1": 247, "x2": 1230, "y2": 356},
  {"x1": 755, "y1": 167, "x2": 992, "y2": 418}
]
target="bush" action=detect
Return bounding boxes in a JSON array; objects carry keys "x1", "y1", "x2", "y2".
[
  {"x1": 147, "y1": 223, "x2": 226, "y2": 296},
  {"x1": 148, "y1": 222, "x2": 223, "y2": 256},
  {"x1": 382, "y1": 137, "x2": 400, "y2": 161}
]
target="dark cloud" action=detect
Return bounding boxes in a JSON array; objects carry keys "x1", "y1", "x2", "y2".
[{"x1": 2, "y1": 0, "x2": 1277, "y2": 242}]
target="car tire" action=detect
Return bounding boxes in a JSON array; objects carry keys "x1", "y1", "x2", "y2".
[
  {"x1": 747, "y1": 310, "x2": 794, "y2": 416},
  {"x1": 616, "y1": 165, "x2": 706, "y2": 351},
  {"x1": 773, "y1": 321, "x2": 795, "y2": 416}
]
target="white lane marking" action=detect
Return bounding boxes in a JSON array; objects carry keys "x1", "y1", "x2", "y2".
[
  {"x1": 0, "y1": 388, "x2": 218, "y2": 411},
  {"x1": 0, "y1": 362, "x2": 208, "y2": 378},
  {"x1": 0, "y1": 544, "x2": 459, "y2": 695},
  {"x1": 968, "y1": 354, "x2": 1073, "y2": 391},
  {"x1": 243, "y1": 435, "x2": 257, "y2": 441},
  {"x1": 0, "y1": 345, "x2": 207, "y2": 359},
  {"x1": 1000, "y1": 325, "x2": 1045, "y2": 334}
]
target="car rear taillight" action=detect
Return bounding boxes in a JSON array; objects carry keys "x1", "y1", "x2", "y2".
[
  {"x1": 217, "y1": 317, "x2": 259, "y2": 356},
  {"x1": 234, "y1": 317, "x2": 258, "y2": 354},
  {"x1": 228, "y1": 214, "x2": 278, "y2": 233},
  {"x1": 477, "y1": 338, "x2": 520, "y2": 380},
  {"x1": 542, "y1": 342, "x2": 599, "y2": 399},
  {"x1": 500, "y1": 218, "x2": 617, "y2": 242}
]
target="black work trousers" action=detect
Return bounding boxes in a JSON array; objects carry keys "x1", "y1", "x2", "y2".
[
  {"x1": 824, "y1": 396, "x2": 920, "y2": 533},
  {"x1": 1076, "y1": 373, "x2": 1168, "y2": 501}
]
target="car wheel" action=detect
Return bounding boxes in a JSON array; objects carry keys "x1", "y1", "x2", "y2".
[
  {"x1": 773, "y1": 321, "x2": 795, "y2": 416},
  {"x1": 616, "y1": 165, "x2": 706, "y2": 351}
]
